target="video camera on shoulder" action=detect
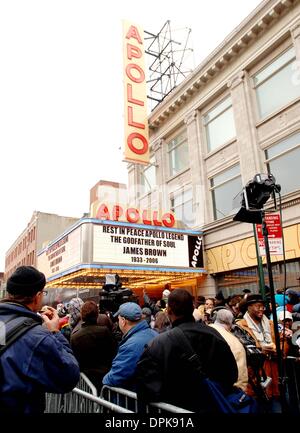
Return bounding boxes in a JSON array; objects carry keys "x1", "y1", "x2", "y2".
[
  {"x1": 100, "y1": 273, "x2": 122, "y2": 292},
  {"x1": 99, "y1": 274, "x2": 134, "y2": 315}
]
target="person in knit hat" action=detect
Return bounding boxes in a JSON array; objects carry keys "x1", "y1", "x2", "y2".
[
  {"x1": 56, "y1": 303, "x2": 71, "y2": 341},
  {"x1": 6, "y1": 265, "x2": 46, "y2": 296},
  {"x1": 67, "y1": 297, "x2": 84, "y2": 330},
  {"x1": 0, "y1": 266, "x2": 79, "y2": 414}
]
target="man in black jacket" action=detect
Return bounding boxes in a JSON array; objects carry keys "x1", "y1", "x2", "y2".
[
  {"x1": 70, "y1": 300, "x2": 117, "y2": 393},
  {"x1": 136, "y1": 289, "x2": 238, "y2": 412}
]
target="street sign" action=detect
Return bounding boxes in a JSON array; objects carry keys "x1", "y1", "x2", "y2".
[{"x1": 256, "y1": 213, "x2": 283, "y2": 256}]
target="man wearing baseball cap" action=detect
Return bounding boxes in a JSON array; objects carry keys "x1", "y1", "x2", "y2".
[
  {"x1": 0, "y1": 266, "x2": 80, "y2": 414},
  {"x1": 102, "y1": 302, "x2": 157, "y2": 390}
]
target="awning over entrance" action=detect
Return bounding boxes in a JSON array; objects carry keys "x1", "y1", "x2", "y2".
[{"x1": 44, "y1": 264, "x2": 206, "y2": 290}]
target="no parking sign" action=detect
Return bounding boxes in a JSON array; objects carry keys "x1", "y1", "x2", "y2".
[{"x1": 256, "y1": 213, "x2": 283, "y2": 256}]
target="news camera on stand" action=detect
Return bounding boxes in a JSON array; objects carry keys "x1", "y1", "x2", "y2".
[{"x1": 98, "y1": 273, "x2": 136, "y2": 320}]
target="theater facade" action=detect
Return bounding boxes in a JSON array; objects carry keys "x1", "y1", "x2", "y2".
[{"x1": 127, "y1": 0, "x2": 300, "y2": 297}]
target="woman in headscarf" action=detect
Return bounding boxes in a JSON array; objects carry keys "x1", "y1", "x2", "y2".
[{"x1": 67, "y1": 297, "x2": 84, "y2": 333}]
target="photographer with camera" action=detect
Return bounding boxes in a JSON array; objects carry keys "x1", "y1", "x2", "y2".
[
  {"x1": 99, "y1": 274, "x2": 138, "y2": 342},
  {"x1": 0, "y1": 266, "x2": 80, "y2": 414}
]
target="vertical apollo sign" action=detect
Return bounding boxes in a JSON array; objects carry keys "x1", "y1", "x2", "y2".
[{"x1": 123, "y1": 21, "x2": 149, "y2": 165}]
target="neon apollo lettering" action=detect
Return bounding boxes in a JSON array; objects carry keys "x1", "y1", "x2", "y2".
[
  {"x1": 191, "y1": 236, "x2": 202, "y2": 267},
  {"x1": 96, "y1": 204, "x2": 175, "y2": 228},
  {"x1": 125, "y1": 25, "x2": 148, "y2": 158}
]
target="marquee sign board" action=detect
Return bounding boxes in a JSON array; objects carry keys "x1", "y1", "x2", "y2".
[
  {"x1": 37, "y1": 220, "x2": 204, "y2": 282},
  {"x1": 37, "y1": 227, "x2": 82, "y2": 278},
  {"x1": 93, "y1": 223, "x2": 203, "y2": 269}
]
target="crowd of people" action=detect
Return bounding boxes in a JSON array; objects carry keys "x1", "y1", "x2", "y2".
[{"x1": 0, "y1": 265, "x2": 299, "y2": 414}]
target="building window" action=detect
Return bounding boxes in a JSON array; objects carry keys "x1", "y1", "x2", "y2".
[
  {"x1": 253, "y1": 46, "x2": 300, "y2": 119},
  {"x1": 168, "y1": 132, "x2": 189, "y2": 177},
  {"x1": 204, "y1": 96, "x2": 236, "y2": 152},
  {"x1": 140, "y1": 156, "x2": 156, "y2": 195},
  {"x1": 171, "y1": 188, "x2": 195, "y2": 227},
  {"x1": 265, "y1": 132, "x2": 300, "y2": 195},
  {"x1": 210, "y1": 165, "x2": 242, "y2": 220}
]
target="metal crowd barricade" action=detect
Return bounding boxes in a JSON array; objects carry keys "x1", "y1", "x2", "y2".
[
  {"x1": 149, "y1": 402, "x2": 193, "y2": 413},
  {"x1": 100, "y1": 385, "x2": 138, "y2": 413},
  {"x1": 46, "y1": 373, "x2": 193, "y2": 413},
  {"x1": 45, "y1": 373, "x2": 133, "y2": 413},
  {"x1": 100, "y1": 385, "x2": 193, "y2": 413},
  {"x1": 45, "y1": 393, "x2": 65, "y2": 413}
]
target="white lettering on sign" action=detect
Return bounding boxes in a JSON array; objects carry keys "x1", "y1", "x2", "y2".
[
  {"x1": 256, "y1": 213, "x2": 283, "y2": 256},
  {"x1": 191, "y1": 237, "x2": 203, "y2": 267},
  {"x1": 37, "y1": 228, "x2": 81, "y2": 278},
  {"x1": 93, "y1": 224, "x2": 190, "y2": 267}
]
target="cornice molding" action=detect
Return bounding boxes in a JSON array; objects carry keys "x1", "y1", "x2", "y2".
[
  {"x1": 227, "y1": 71, "x2": 246, "y2": 89},
  {"x1": 184, "y1": 110, "x2": 198, "y2": 126},
  {"x1": 290, "y1": 20, "x2": 300, "y2": 38},
  {"x1": 278, "y1": 196, "x2": 300, "y2": 208},
  {"x1": 149, "y1": 0, "x2": 299, "y2": 129}
]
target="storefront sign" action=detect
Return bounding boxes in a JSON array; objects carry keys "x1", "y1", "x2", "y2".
[
  {"x1": 123, "y1": 21, "x2": 149, "y2": 165},
  {"x1": 256, "y1": 213, "x2": 283, "y2": 256},
  {"x1": 93, "y1": 224, "x2": 203, "y2": 268}
]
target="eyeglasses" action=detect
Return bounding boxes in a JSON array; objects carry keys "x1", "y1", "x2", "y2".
[{"x1": 41, "y1": 290, "x2": 48, "y2": 296}]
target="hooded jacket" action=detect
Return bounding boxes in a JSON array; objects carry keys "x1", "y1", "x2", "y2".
[{"x1": 0, "y1": 302, "x2": 80, "y2": 414}]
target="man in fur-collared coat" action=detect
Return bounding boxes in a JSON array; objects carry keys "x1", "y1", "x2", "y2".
[{"x1": 237, "y1": 294, "x2": 280, "y2": 406}]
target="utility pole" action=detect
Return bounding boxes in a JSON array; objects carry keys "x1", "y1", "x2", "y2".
[
  {"x1": 253, "y1": 224, "x2": 266, "y2": 299},
  {"x1": 261, "y1": 211, "x2": 286, "y2": 412}
]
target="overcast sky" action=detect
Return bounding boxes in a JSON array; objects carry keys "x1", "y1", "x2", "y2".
[{"x1": 0, "y1": 0, "x2": 262, "y2": 270}]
